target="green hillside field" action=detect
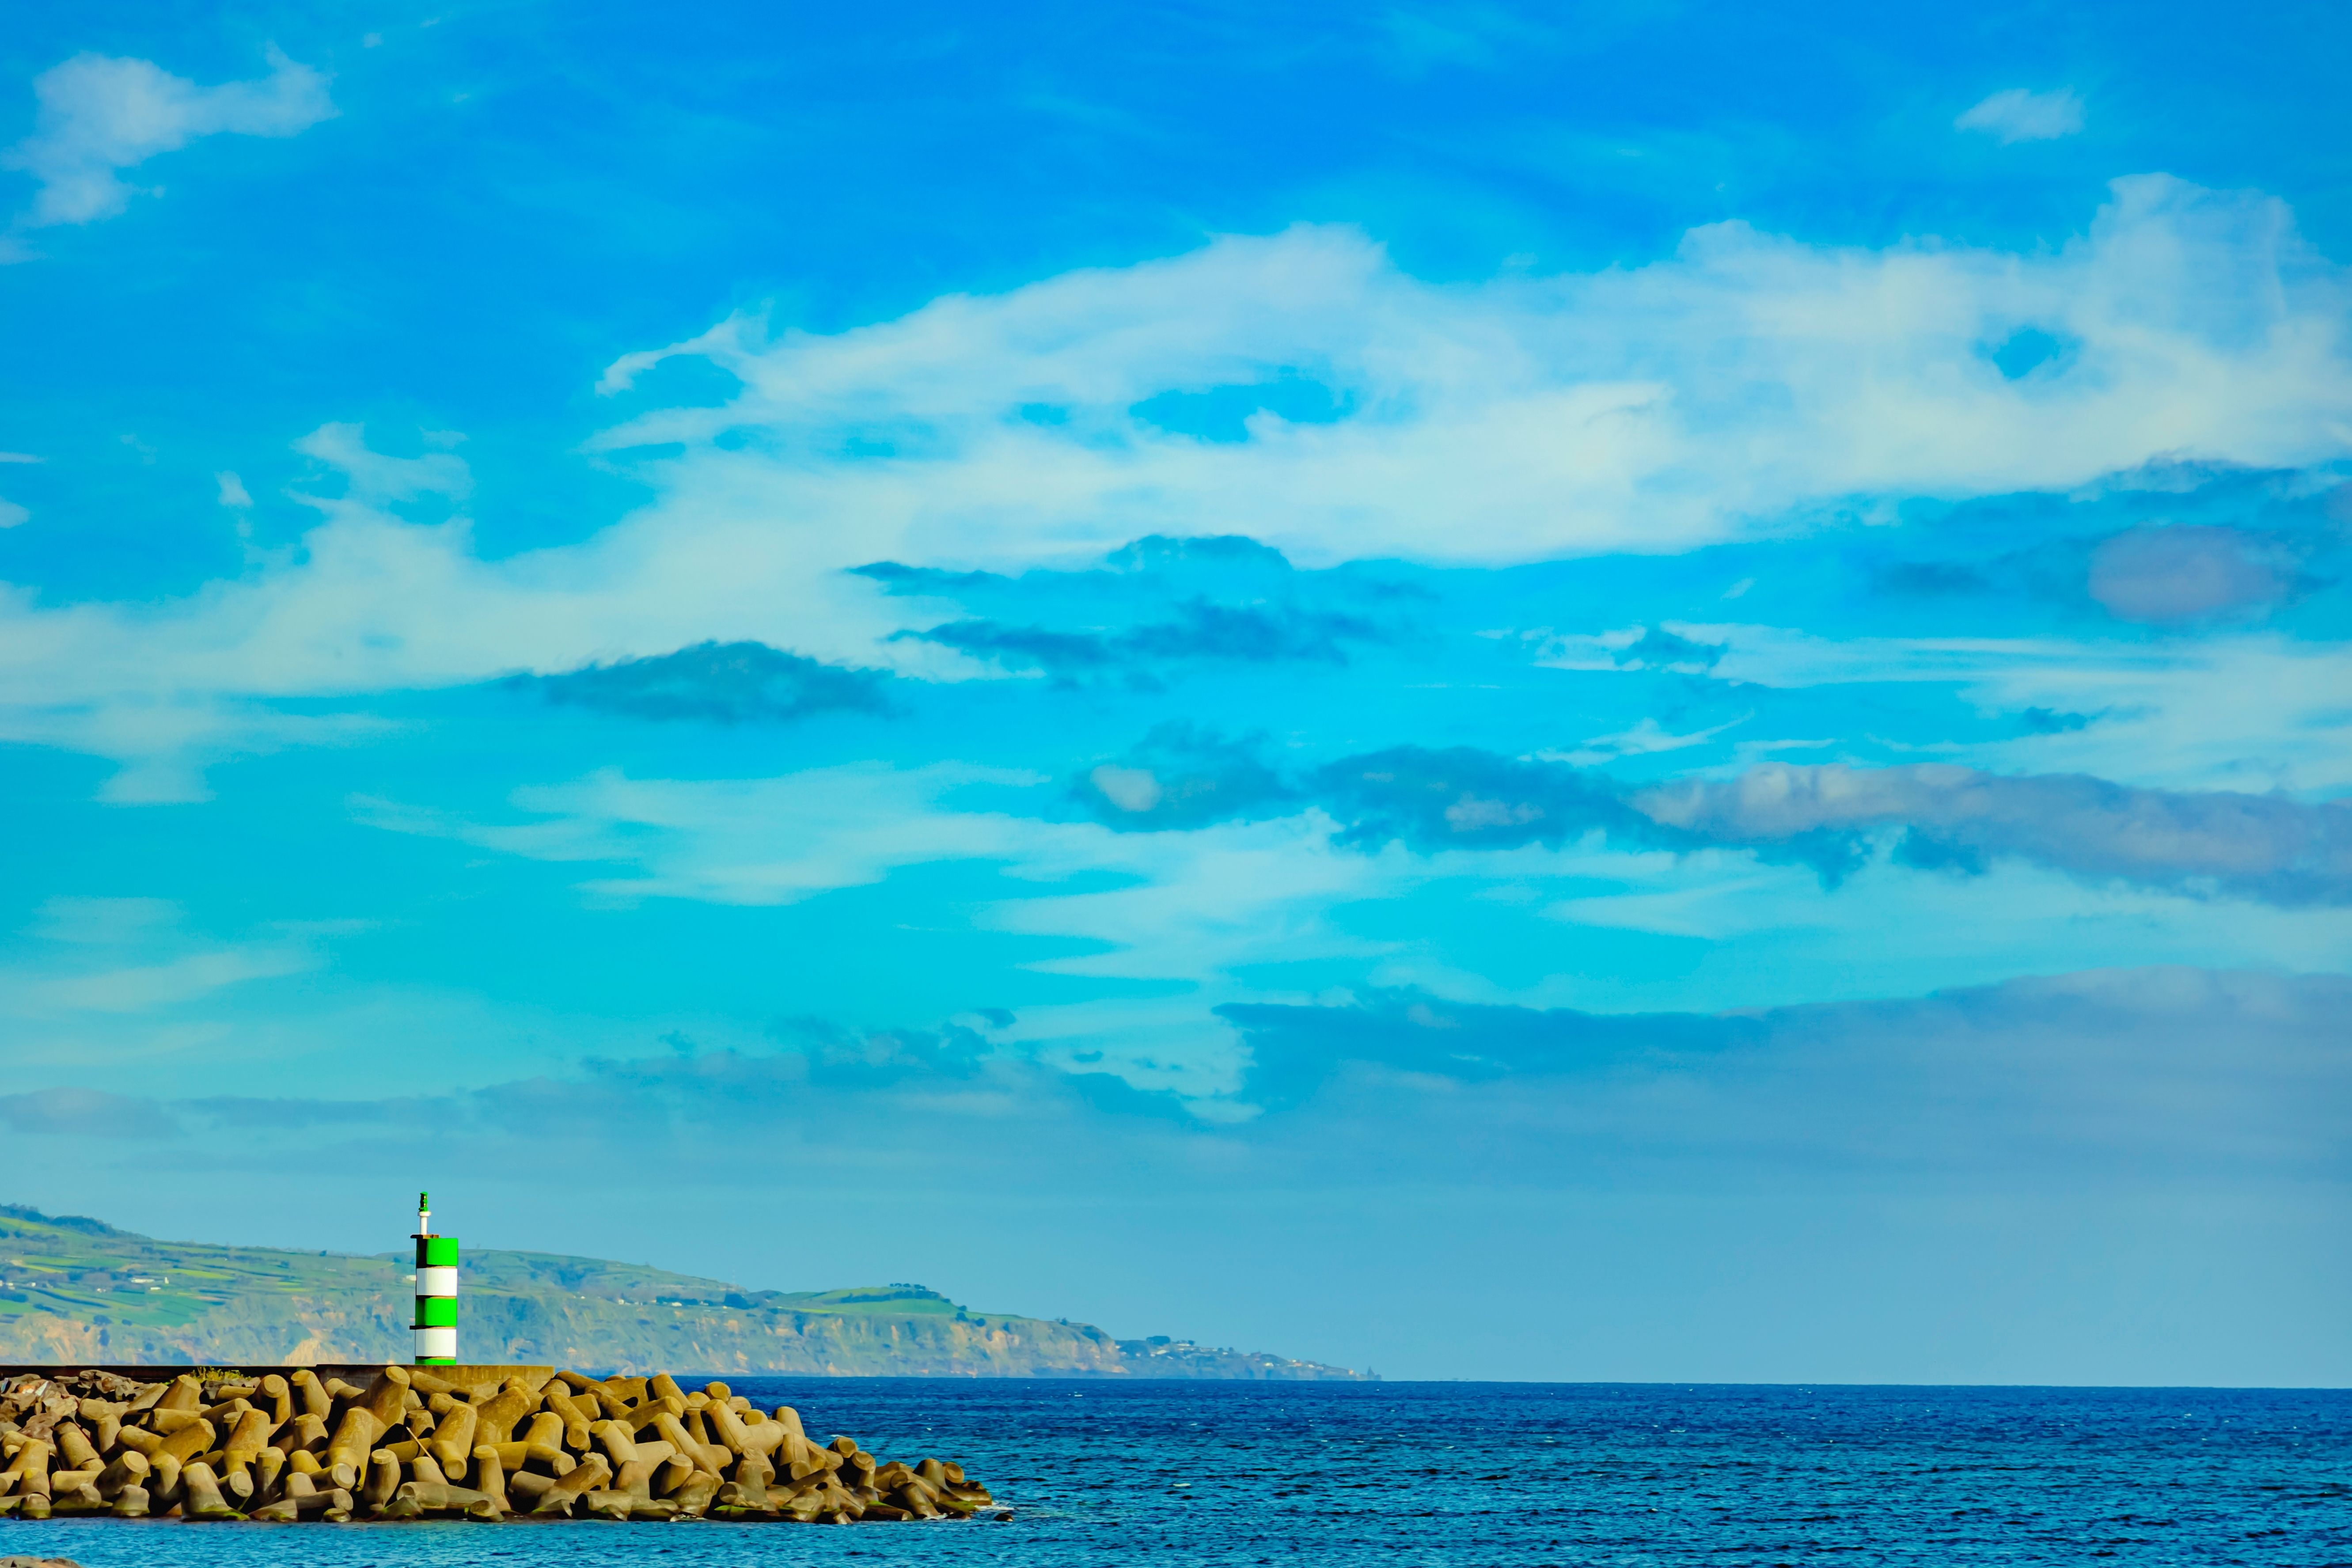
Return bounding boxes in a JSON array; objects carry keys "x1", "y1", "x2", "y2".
[{"x1": 0, "y1": 1205, "x2": 1367, "y2": 1378}]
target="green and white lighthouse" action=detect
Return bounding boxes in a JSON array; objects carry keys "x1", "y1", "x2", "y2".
[{"x1": 411, "y1": 1191, "x2": 459, "y2": 1365}]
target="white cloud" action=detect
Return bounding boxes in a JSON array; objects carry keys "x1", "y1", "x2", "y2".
[
  {"x1": 0, "y1": 178, "x2": 2345, "y2": 797},
  {"x1": 1540, "y1": 714, "x2": 1750, "y2": 766},
  {"x1": 292, "y1": 421, "x2": 469, "y2": 504},
  {"x1": 1089, "y1": 765, "x2": 1165, "y2": 813},
  {"x1": 19, "y1": 947, "x2": 314, "y2": 1013},
  {"x1": 1955, "y1": 87, "x2": 2086, "y2": 144},
  {"x1": 215, "y1": 471, "x2": 252, "y2": 508},
  {"x1": 30, "y1": 896, "x2": 183, "y2": 945},
  {"x1": 593, "y1": 175, "x2": 2348, "y2": 574},
  {"x1": 0, "y1": 452, "x2": 45, "y2": 528},
  {"x1": 1379, "y1": 3, "x2": 1556, "y2": 74},
  {"x1": 1514, "y1": 620, "x2": 2352, "y2": 795},
  {"x1": 0, "y1": 686, "x2": 392, "y2": 805},
  {"x1": 1662, "y1": 624, "x2": 2352, "y2": 794},
  {"x1": 3, "y1": 46, "x2": 334, "y2": 231},
  {"x1": 1538, "y1": 850, "x2": 2352, "y2": 1014},
  {"x1": 0, "y1": 966, "x2": 630, "y2": 1101},
  {"x1": 358, "y1": 762, "x2": 1046, "y2": 906}
]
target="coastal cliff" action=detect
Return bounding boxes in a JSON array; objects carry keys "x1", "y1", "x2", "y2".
[{"x1": 0, "y1": 1207, "x2": 1366, "y2": 1379}]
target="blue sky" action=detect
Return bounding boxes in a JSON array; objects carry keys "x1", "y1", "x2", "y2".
[{"x1": 0, "y1": 0, "x2": 2347, "y2": 1384}]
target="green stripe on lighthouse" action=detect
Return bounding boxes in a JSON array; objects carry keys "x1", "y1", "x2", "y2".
[{"x1": 412, "y1": 1189, "x2": 459, "y2": 1366}]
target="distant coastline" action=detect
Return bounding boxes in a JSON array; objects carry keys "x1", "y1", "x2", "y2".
[{"x1": 0, "y1": 1206, "x2": 1371, "y2": 1381}]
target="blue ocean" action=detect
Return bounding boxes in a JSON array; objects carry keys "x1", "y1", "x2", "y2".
[{"x1": 4, "y1": 1380, "x2": 2344, "y2": 1565}]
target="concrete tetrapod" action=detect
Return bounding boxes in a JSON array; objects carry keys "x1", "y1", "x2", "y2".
[
  {"x1": 529, "y1": 1452, "x2": 612, "y2": 1516},
  {"x1": 0, "y1": 1367, "x2": 997, "y2": 1525}
]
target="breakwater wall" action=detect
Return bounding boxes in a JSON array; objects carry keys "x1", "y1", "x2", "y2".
[{"x1": 0, "y1": 1364, "x2": 994, "y2": 1523}]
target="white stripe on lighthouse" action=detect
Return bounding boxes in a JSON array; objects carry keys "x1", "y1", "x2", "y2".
[{"x1": 412, "y1": 1189, "x2": 459, "y2": 1366}]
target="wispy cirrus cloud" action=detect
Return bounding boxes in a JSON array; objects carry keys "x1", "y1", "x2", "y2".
[
  {"x1": 0, "y1": 450, "x2": 34, "y2": 529},
  {"x1": 1955, "y1": 87, "x2": 2086, "y2": 144},
  {"x1": 352, "y1": 762, "x2": 1056, "y2": 907},
  {"x1": 0, "y1": 896, "x2": 322, "y2": 1021},
  {"x1": 1688, "y1": 626, "x2": 2352, "y2": 795}
]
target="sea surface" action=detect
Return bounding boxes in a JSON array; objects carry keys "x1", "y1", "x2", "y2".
[{"x1": 3, "y1": 1380, "x2": 2344, "y2": 1566}]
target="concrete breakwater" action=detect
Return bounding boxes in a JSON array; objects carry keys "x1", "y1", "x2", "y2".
[{"x1": 0, "y1": 1365, "x2": 995, "y2": 1523}]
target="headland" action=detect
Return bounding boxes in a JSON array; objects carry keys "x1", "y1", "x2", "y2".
[{"x1": 0, "y1": 1205, "x2": 1367, "y2": 1379}]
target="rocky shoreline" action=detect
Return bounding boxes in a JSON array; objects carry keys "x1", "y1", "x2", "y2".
[{"x1": 0, "y1": 1366, "x2": 995, "y2": 1524}]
